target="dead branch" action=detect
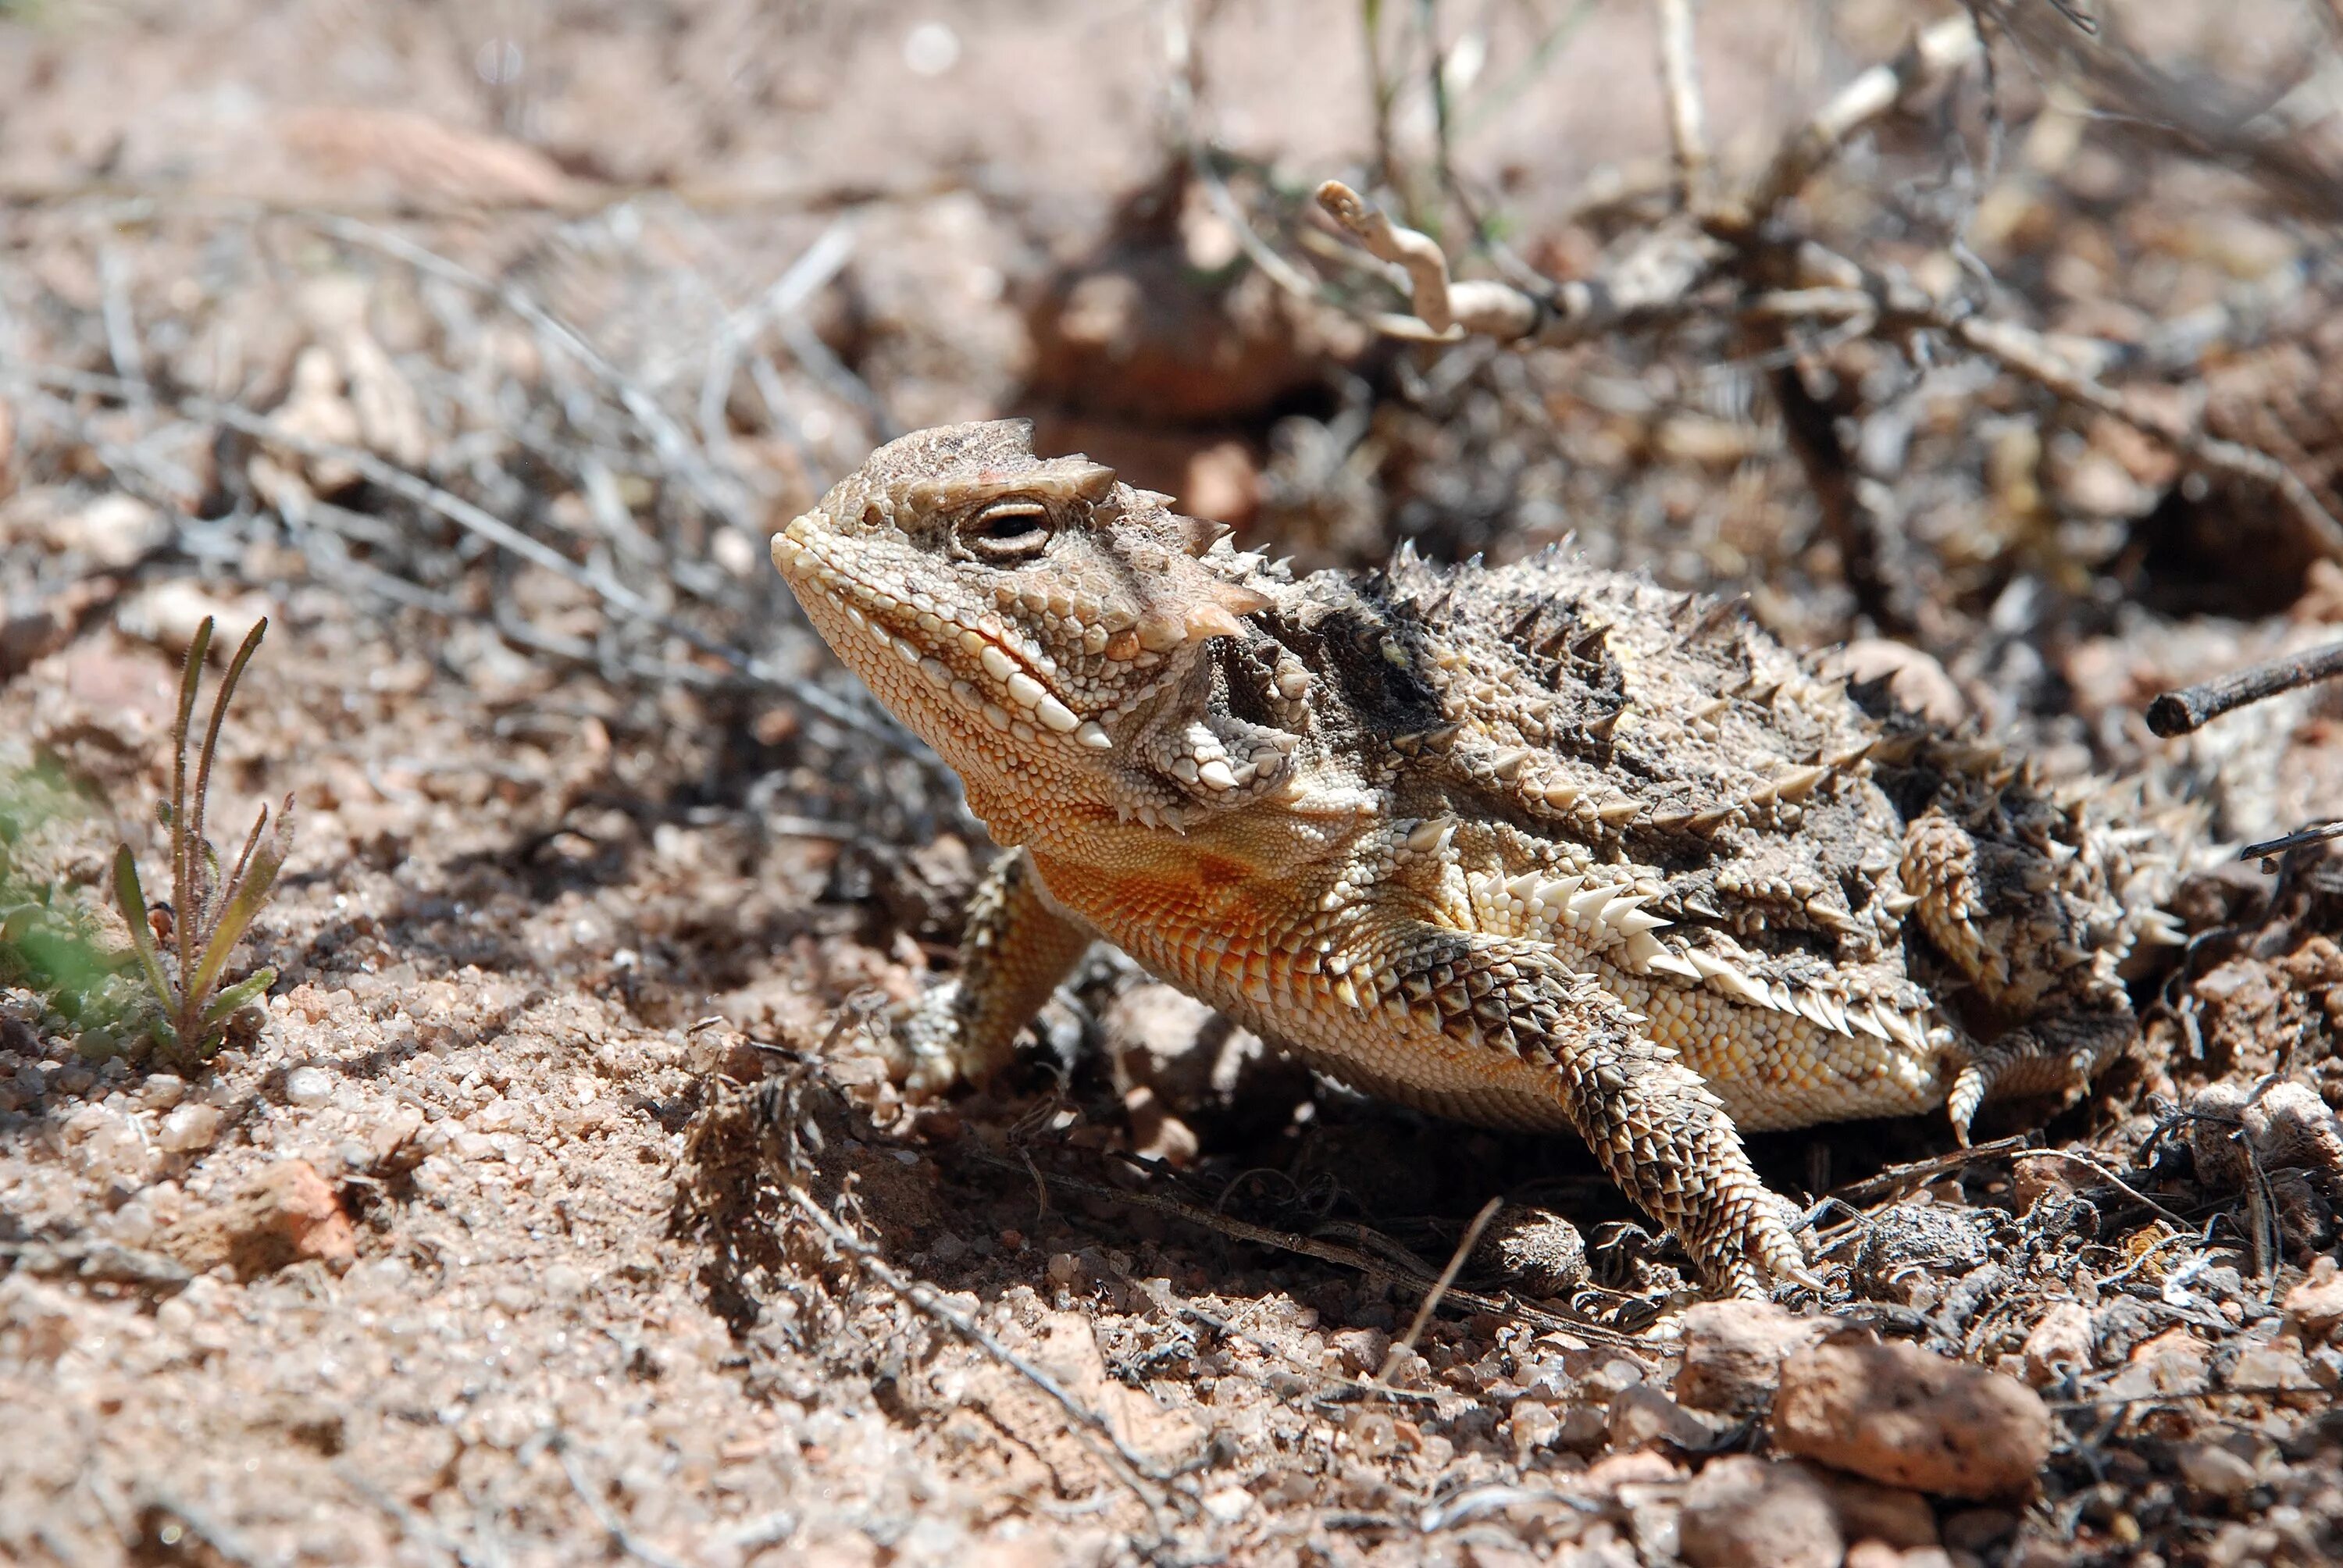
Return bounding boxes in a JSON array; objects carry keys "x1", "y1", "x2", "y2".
[
  {"x1": 1315, "y1": 180, "x2": 1728, "y2": 347},
  {"x1": 2145, "y1": 638, "x2": 2343, "y2": 736},
  {"x1": 1741, "y1": 15, "x2": 1983, "y2": 225},
  {"x1": 1769, "y1": 358, "x2": 1912, "y2": 635},
  {"x1": 1974, "y1": 0, "x2": 2343, "y2": 226},
  {"x1": 1314, "y1": 180, "x2": 1542, "y2": 340},
  {"x1": 0, "y1": 360, "x2": 922, "y2": 747},
  {"x1": 1769, "y1": 242, "x2": 2343, "y2": 558},
  {"x1": 1378, "y1": 1195, "x2": 1503, "y2": 1382},
  {"x1": 781, "y1": 1183, "x2": 1182, "y2": 1533},
  {"x1": 961, "y1": 1147, "x2": 1653, "y2": 1352},
  {"x1": 1652, "y1": 0, "x2": 1710, "y2": 209}
]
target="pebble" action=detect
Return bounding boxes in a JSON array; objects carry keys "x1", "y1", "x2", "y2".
[
  {"x1": 1853, "y1": 1203, "x2": 1995, "y2": 1304},
  {"x1": 2019, "y1": 1302, "x2": 2095, "y2": 1387},
  {"x1": 284, "y1": 1066, "x2": 335, "y2": 1107},
  {"x1": 1771, "y1": 1333, "x2": 2052, "y2": 1499},
  {"x1": 1678, "y1": 1456, "x2": 1843, "y2": 1568},
  {"x1": 1674, "y1": 1299, "x2": 1828, "y2": 1414},
  {"x1": 1607, "y1": 1384, "x2": 1727, "y2": 1453},
  {"x1": 1471, "y1": 1205, "x2": 1588, "y2": 1296},
  {"x1": 1803, "y1": 1463, "x2": 1941, "y2": 1549},
  {"x1": 2284, "y1": 1256, "x2": 2343, "y2": 1342},
  {"x1": 2228, "y1": 1341, "x2": 2320, "y2": 1392},
  {"x1": 2175, "y1": 1441, "x2": 2259, "y2": 1500},
  {"x1": 157, "y1": 1158, "x2": 356, "y2": 1278},
  {"x1": 158, "y1": 1103, "x2": 224, "y2": 1152},
  {"x1": 1506, "y1": 1399, "x2": 1562, "y2": 1460}
]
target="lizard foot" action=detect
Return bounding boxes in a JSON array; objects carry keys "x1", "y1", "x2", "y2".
[{"x1": 1947, "y1": 1009, "x2": 2136, "y2": 1144}]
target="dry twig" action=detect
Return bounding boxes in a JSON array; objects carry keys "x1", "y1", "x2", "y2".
[
  {"x1": 964, "y1": 1149, "x2": 1652, "y2": 1351},
  {"x1": 1652, "y1": 0, "x2": 1710, "y2": 209},
  {"x1": 1379, "y1": 1194, "x2": 1503, "y2": 1381},
  {"x1": 2145, "y1": 639, "x2": 2343, "y2": 736},
  {"x1": 780, "y1": 1183, "x2": 1183, "y2": 1535},
  {"x1": 1314, "y1": 9, "x2": 2343, "y2": 566}
]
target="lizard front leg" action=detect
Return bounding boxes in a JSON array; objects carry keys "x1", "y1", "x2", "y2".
[
  {"x1": 896, "y1": 849, "x2": 1095, "y2": 1094},
  {"x1": 1899, "y1": 811, "x2": 2142, "y2": 1140},
  {"x1": 1343, "y1": 926, "x2": 1815, "y2": 1298}
]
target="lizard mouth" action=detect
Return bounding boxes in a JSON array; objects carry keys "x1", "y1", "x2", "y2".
[{"x1": 772, "y1": 515, "x2": 1107, "y2": 747}]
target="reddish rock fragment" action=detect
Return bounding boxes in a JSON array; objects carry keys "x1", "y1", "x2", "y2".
[
  {"x1": 1679, "y1": 1455, "x2": 1844, "y2": 1568},
  {"x1": 159, "y1": 1159, "x2": 357, "y2": 1279},
  {"x1": 1771, "y1": 1333, "x2": 2052, "y2": 1500},
  {"x1": 2284, "y1": 1256, "x2": 2343, "y2": 1343},
  {"x1": 2019, "y1": 1302, "x2": 2095, "y2": 1387},
  {"x1": 1674, "y1": 1298, "x2": 1828, "y2": 1414}
]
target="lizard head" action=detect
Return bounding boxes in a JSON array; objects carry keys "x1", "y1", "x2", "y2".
[{"x1": 772, "y1": 420, "x2": 1278, "y2": 836}]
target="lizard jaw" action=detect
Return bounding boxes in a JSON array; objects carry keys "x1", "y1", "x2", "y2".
[{"x1": 774, "y1": 515, "x2": 1110, "y2": 751}]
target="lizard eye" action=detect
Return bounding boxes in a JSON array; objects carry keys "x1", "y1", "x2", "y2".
[{"x1": 959, "y1": 499, "x2": 1054, "y2": 562}]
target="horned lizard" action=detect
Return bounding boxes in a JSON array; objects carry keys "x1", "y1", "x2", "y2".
[{"x1": 772, "y1": 420, "x2": 2188, "y2": 1296}]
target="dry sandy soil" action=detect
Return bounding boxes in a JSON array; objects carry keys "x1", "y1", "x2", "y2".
[{"x1": 4, "y1": 2, "x2": 2343, "y2": 1565}]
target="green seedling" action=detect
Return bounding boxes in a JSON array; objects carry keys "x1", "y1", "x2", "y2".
[{"x1": 112, "y1": 616, "x2": 294, "y2": 1058}]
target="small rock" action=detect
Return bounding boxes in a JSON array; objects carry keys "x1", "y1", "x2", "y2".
[
  {"x1": 284, "y1": 1065, "x2": 335, "y2": 1107},
  {"x1": 2127, "y1": 1327, "x2": 2209, "y2": 1394},
  {"x1": 1101, "y1": 983, "x2": 1221, "y2": 1107},
  {"x1": 158, "y1": 1159, "x2": 357, "y2": 1278},
  {"x1": 2020, "y1": 1302, "x2": 2095, "y2": 1387},
  {"x1": 1581, "y1": 1448, "x2": 1685, "y2": 1498},
  {"x1": 138, "y1": 1074, "x2": 187, "y2": 1110},
  {"x1": 1853, "y1": 1203, "x2": 1995, "y2": 1304},
  {"x1": 1772, "y1": 1332, "x2": 2052, "y2": 1499},
  {"x1": 156, "y1": 1102, "x2": 224, "y2": 1152},
  {"x1": 2008, "y1": 1154, "x2": 2077, "y2": 1212},
  {"x1": 1608, "y1": 1384, "x2": 1727, "y2": 1453},
  {"x1": 0, "y1": 1275, "x2": 82, "y2": 1364},
  {"x1": 1327, "y1": 1327, "x2": 1390, "y2": 1377},
  {"x1": 1200, "y1": 1485, "x2": 1254, "y2": 1523},
  {"x1": 2229, "y1": 1341, "x2": 2320, "y2": 1392},
  {"x1": 1182, "y1": 440, "x2": 1259, "y2": 527},
  {"x1": 2248, "y1": 1082, "x2": 2343, "y2": 1178},
  {"x1": 2087, "y1": 1295, "x2": 2163, "y2": 1363},
  {"x1": 1801, "y1": 1463, "x2": 1940, "y2": 1548},
  {"x1": 2284, "y1": 1256, "x2": 2343, "y2": 1343},
  {"x1": 1674, "y1": 1299, "x2": 1828, "y2": 1414},
  {"x1": 48, "y1": 493, "x2": 169, "y2": 568},
  {"x1": 1940, "y1": 1507, "x2": 2018, "y2": 1552},
  {"x1": 2188, "y1": 1079, "x2": 2343, "y2": 1193},
  {"x1": 1472, "y1": 1205, "x2": 1588, "y2": 1296},
  {"x1": 1099, "y1": 982, "x2": 1285, "y2": 1115},
  {"x1": 1122, "y1": 1085, "x2": 1198, "y2": 1167},
  {"x1": 2174, "y1": 1441, "x2": 2259, "y2": 1500},
  {"x1": 118, "y1": 579, "x2": 273, "y2": 659},
  {"x1": 62, "y1": 1104, "x2": 148, "y2": 1181},
  {"x1": 1843, "y1": 1543, "x2": 1906, "y2": 1568},
  {"x1": 1555, "y1": 1402, "x2": 1611, "y2": 1454},
  {"x1": 1506, "y1": 1399, "x2": 1562, "y2": 1461},
  {"x1": 1678, "y1": 1455, "x2": 1844, "y2": 1568}
]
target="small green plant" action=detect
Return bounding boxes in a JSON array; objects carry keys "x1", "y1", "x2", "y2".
[
  {"x1": 1, "y1": 757, "x2": 130, "y2": 1034},
  {"x1": 112, "y1": 616, "x2": 294, "y2": 1059}
]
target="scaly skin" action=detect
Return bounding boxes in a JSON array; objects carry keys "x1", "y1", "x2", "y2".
[{"x1": 772, "y1": 421, "x2": 2188, "y2": 1296}]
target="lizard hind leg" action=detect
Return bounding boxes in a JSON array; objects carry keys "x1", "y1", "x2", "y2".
[{"x1": 1945, "y1": 1007, "x2": 2138, "y2": 1145}]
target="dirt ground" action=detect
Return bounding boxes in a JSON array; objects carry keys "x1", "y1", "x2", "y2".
[{"x1": 5, "y1": 2, "x2": 2343, "y2": 1565}]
